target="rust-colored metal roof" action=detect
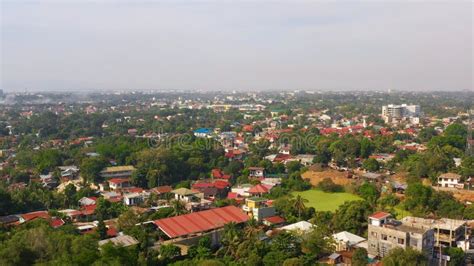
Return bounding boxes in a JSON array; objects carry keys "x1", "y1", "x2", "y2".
[
  {"x1": 153, "y1": 206, "x2": 248, "y2": 238},
  {"x1": 108, "y1": 178, "x2": 130, "y2": 184},
  {"x1": 264, "y1": 215, "x2": 286, "y2": 224},
  {"x1": 248, "y1": 184, "x2": 269, "y2": 194},
  {"x1": 21, "y1": 211, "x2": 50, "y2": 222},
  {"x1": 211, "y1": 169, "x2": 224, "y2": 178},
  {"x1": 81, "y1": 204, "x2": 97, "y2": 215},
  {"x1": 369, "y1": 211, "x2": 391, "y2": 219},
  {"x1": 50, "y1": 218, "x2": 65, "y2": 228}
]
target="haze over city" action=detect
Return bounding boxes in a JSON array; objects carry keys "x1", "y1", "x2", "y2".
[
  {"x1": 1, "y1": 1, "x2": 474, "y2": 264},
  {"x1": 1, "y1": 1, "x2": 472, "y2": 92}
]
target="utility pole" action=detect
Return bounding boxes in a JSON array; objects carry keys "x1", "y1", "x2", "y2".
[{"x1": 438, "y1": 227, "x2": 442, "y2": 266}]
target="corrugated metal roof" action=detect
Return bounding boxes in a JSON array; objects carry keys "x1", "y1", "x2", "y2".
[
  {"x1": 248, "y1": 184, "x2": 269, "y2": 194},
  {"x1": 108, "y1": 178, "x2": 130, "y2": 184},
  {"x1": 171, "y1": 188, "x2": 197, "y2": 196},
  {"x1": 154, "y1": 206, "x2": 248, "y2": 238},
  {"x1": 21, "y1": 211, "x2": 50, "y2": 222},
  {"x1": 101, "y1": 166, "x2": 136, "y2": 173},
  {"x1": 98, "y1": 235, "x2": 139, "y2": 247},
  {"x1": 369, "y1": 211, "x2": 391, "y2": 219},
  {"x1": 263, "y1": 215, "x2": 285, "y2": 224}
]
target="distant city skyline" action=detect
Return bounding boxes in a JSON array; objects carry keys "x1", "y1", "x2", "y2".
[{"x1": 1, "y1": 1, "x2": 472, "y2": 92}]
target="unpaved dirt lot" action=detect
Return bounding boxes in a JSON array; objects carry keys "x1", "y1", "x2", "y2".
[
  {"x1": 434, "y1": 186, "x2": 474, "y2": 203},
  {"x1": 302, "y1": 169, "x2": 355, "y2": 186}
]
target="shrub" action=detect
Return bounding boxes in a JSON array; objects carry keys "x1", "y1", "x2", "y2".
[{"x1": 317, "y1": 178, "x2": 343, "y2": 192}]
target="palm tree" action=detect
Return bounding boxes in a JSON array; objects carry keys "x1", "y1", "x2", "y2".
[
  {"x1": 170, "y1": 199, "x2": 187, "y2": 216},
  {"x1": 243, "y1": 219, "x2": 260, "y2": 239},
  {"x1": 294, "y1": 195, "x2": 308, "y2": 219},
  {"x1": 220, "y1": 222, "x2": 241, "y2": 257},
  {"x1": 163, "y1": 192, "x2": 173, "y2": 203}
]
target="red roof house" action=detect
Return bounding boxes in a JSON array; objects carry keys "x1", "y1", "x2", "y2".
[
  {"x1": 192, "y1": 179, "x2": 230, "y2": 199},
  {"x1": 211, "y1": 169, "x2": 224, "y2": 179},
  {"x1": 273, "y1": 153, "x2": 292, "y2": 163},
  {"x1": 123, "y1": 187, "x2": 144, "y2": 194},
  {"x1": 227, "y1": 192, "x2": 239, "y2": 199},
  {"x1": 20, "y1": 211, "x2": 50, "y2": 223},
  {"x1": 248, "y1": 184, "x2": 270, "y2": 195},
  {"x1": 213, "y1": 180, "x2": 230, "y2": 190},
  {"x1": 108, "y1": 178, "x2": 131, "y2": 190},
  {"x1": 153, "y1": 206, "x2": 248, "y2": 239},
  {"x1": 243, "y1": 125, "x2": 254, "y2": 132},
  {"x1": 211, "y1": 169, "x2": 231, "y2": 180},
  {"x1": 81, "y1": 204, "x2": 97, "y2": 216},
  {"x1": 369, "y1": 211, "x2": 391, "y2": 220},
  {"x1": 50, "y1": 217, "x2": 65, "y2": 228},
  {"x1": 263, "y1": 216, "x2": 286, "y2": 226},
  {"x1": 108, "y1": 178, "x2": 130, "y2": 185},
  {"x1": 227, "y1": 192, "x2": 244, "y2": 203},
  {"x1": 106, "y1": 227, "x2": 118, "y2": 237}
]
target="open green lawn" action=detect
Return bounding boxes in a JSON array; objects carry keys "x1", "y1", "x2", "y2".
[{"x1": 292, "y1": 190, "x2": 362, "y2": 212}]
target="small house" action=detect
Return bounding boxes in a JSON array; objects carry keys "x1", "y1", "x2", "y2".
[
  {"x1": 171, "y1": 188, "x2": 200, "y2": 203},
  {"x1": 249, "y1": 167, "x2": 265, "y2": 178},
  {"x1": 263, "y1": 216, "x2": 286, "y2": 227},
  {"x1": 248, "y1": 184, "x2": 270, "y2": 196},
  {"x1": 438, "y1": 173, "x2": 463, "y2": 189},
  {"x1": 332, "y1": 231, "x2": 367, "y2": 251},
  {"x1": 193, "y1": 128, "x2": 212, "y2": 138},
  {"x1": 243, "y1": 197, "x2": 276, "y2": 222},
  {"x1": 108, "y1": 178, "x2": 131, "y2": 190},
  {"x1": 123, "y1": 193, "x2": 145, "y2": 206},
  {"x1": 79, "y1": 196, "x2": 97, "y2": 206}
]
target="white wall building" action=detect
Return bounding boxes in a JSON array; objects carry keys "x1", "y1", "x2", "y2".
[
  {"x1": 437, "y1": 173, "x2": 463, "y2": 189},
  {"x1": 382, "y1": 104, "x2": 421, "y2": 122}
]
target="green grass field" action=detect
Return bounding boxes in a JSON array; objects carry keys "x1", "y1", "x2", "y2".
[{"x1": 292, "y1": 190, "x2": 362, "y2": 212}]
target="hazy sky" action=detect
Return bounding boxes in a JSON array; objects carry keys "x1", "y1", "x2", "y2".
[{"x1": 1, "y1": 1, "x2": 472, "y2": 92}]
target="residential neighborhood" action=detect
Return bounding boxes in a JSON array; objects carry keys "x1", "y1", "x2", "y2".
[
  {"x1": 0, "y1": 89, "x2": 472, "y2": 265},
  {"x1": 0, "y1": 1, "x2": 473, "y2": 265}
]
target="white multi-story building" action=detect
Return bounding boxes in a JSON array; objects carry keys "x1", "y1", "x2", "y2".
[
  {"x1": 382, "y1": 104, "x2": 421, "y2": 122},
  {"x1": 404, "y1": 104, "x2": 421, "y2": 117}
]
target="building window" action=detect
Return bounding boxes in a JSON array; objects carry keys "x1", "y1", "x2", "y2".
[
  {"x1": 382, "y1": 234, "x2": 387, "y2": 240},
  {"x1": 398, "y1": 238, "x2": 405, "y2": 245}
]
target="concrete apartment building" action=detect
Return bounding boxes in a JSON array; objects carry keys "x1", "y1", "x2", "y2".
[
  {"x1": 368, "y1": 212, "x2": 434, "y2": 259},
  {"x1": 382, "y1": 104, "x2": 420, "y2": 123},
  {"x1": 401, "y1": 216, "x2": 467, "y2": 249}
]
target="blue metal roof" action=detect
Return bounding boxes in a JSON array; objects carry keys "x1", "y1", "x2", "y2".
[{"x1": 194, "y1": 128, "x2": 212, "y2": 134}]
